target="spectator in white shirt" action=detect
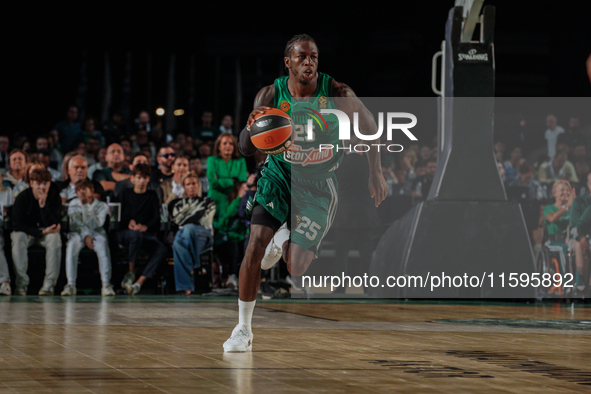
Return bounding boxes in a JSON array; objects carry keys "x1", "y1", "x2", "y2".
[
  {"x1": 544, "y1": 114, "x2": 565, "y2": 160},
  {"x1": 61, "y1": 179, "x2": 115, "y2": 296}
]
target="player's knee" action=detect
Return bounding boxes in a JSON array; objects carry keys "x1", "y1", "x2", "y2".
[{"x1": 285, "y1": 243, "x2": 313, "y2": 276}]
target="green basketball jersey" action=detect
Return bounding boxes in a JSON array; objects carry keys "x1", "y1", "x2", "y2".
[{"x1": 272, "y1": 72, "x2": 343, "y2": 177}]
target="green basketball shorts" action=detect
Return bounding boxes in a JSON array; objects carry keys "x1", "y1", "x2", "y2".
[{"x1": 254, "y1": 159, "x2": 338, "y2": 254}]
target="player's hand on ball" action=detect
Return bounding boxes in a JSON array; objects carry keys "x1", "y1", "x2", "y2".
[{"x1": 247, "y1": 106, "x2": 272, "y2": 130}]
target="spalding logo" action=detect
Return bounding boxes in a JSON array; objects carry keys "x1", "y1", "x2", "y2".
[{"x1": 256, "y1": 119, "x2": 273, "y2": 128}]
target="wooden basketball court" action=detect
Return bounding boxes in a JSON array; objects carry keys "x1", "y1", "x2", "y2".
[{"x1": 0, "y1": 297, "x2": 589, "y2": 393}]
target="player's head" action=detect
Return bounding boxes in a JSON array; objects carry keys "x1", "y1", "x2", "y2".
[{"x1": 284, "y1": 34, "x2": 318, "y2": 85}]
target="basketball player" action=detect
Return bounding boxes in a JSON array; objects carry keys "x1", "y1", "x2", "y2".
[{"x1": 223, "y1": 34, "x2": 388, "y2": 352}]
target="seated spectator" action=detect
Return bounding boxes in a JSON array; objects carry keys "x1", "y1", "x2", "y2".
[
  {"x1": 497, "y1": 160, "x2": 507, "y2": 185},
  {"x1": 399, "y1": 150, "x2": 418, "y2": 181},
  {"x1": 150, "y1": 125, "x2": 172, "y2": 148},
  {"x1": 113, "y1": 152, "x2": 162, "y2": 201},
  {"x1": 569, "y1": 172, "x2": 591, "y2": 289},
  {"x1": 133, "y1": 110, "x2": 153, "y2": 134},
  {"x1": 101, "y1": 111, "x2": 128, "y2": 146},
  {"x1": 11, "y1": 168, "x2": 62, "y2": 296},
  {"x1": 504, "y1": 146, "x2": 523, "y2": 183},
  {"x1": 37, "y1": 149, "x2": 61, "y2": 182},
  {"x1": 132, "y1": 129, "x2": 148, "y2": 152},
  {"x1": 419, "y1": 145, "x2": 433, "y2": 161},
  {"x1": 170, "y1": 141, "x2": 181, "y2": 157},
  {"x1": 411, "y1": 158, "x2": 437, "y2": 202},
  {"x1": 48, "y1": 130, "x2": 64, "y2": 170},
  {"x1": 120, "y1": 138, "x2": 133, "y2": 159},
  {"x1": 168, "y1": 172, "x2": 215, "y2": 295},
  {"x1": 161, "y1": 155, "x2": 190, "y2": 204},
  {"x1": 115, "y1": 164, "x2": 167, "y2": 295},
  {"x1": 59, "y1": 155, "x2": 104, "y2": 202},
  {"x1": 538, "y1": 152, "x2": 579, "y2": 184},
  {"x1": 140, "y1": 144, "x2": 155, "y2": 166},
  {"x1": 35, "y1": 136, "x2": 50, "y2": 153},
  {"x1": 84, "y1": 136, "x2": 100, "y2": 165},
  {"x1": 543, "y1": 180, "x2": 575, "y2": 271},
  {"x1": 574, "y1": 159, "x2": 590, "y2": 192},
  {"x1": 2, "y1": 149, "x2": 28, "y2": 190},
  {"x1": 61, "y1": 179, "x2": 115, "y2": 296},
  {"x1": 152, "y1": 145, "x2": 176, "y2": 184},
  {"x1": 82, "y1": 117, "x2": 105, "y2": 147},
  {"x1": 219, "y1": 115, "x2": 233, "y2": 134},
  {"x1": 507, "y1": 163, "x2": 547, "y2": 201},
  {"x1": 570, "y1": 143, "x2": 587, "y2": 164},
  {"x1": 183, "y1": 136, "x2": 196, "y2": 157},
  {"x1": 558, "y1": 116, "x2": 585, "y2": 150},
  {"x1": 53, "y1": 104, "x2": 83, "y2": 154},
  {"x1": 92, "y1": 143, "x2": 131, "y2": 195},
  {"x1": 190, "y1": 156, "x2": 209, "y2": 195},
  {"x1": 12, "y1": 161, "x2": 45, "y2": 198},
  {"x1": 0, "y1": 172, "x2": 14, "y2": 296},
  {"x1": 193, "y1": 110, "x2": 219, "y2": 145},
  {"x1": 381, "y1": 166, "x2": 398, "y2": 196},
  {"x1": 207, "y1": 134, "x2": 247, "y2": 232},
  {"x1": 0, "y1": 135, "x2": 10, "y2": 170},
  {"x1": 88, "y1": 146, "x2": 108, "y2": 180}
]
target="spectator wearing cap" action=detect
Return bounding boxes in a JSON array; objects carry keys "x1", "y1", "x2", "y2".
[{"x1": 11, "y1": 168, "x2": 62, "y2": 296}]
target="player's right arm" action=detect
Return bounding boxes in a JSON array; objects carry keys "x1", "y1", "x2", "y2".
[{"x1": 239, "y1": 84, "x2": 275, "y2": 157}]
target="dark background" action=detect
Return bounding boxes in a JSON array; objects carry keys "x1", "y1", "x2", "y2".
[{"x1": 8, "y1": 0, "x2": 591, "y2": 138}]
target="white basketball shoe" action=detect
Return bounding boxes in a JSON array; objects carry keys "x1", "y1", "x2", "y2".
[
  {"x1": 223, "y1": 324, "x2": 254, "y2": 352},
  {"x1": 261, "y1": 223, "x2": 290, "y2": 270}
]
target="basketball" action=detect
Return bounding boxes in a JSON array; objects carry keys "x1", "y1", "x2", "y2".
[{"x1": 249, "y1": 108, "x2": 293, "y2": 155}]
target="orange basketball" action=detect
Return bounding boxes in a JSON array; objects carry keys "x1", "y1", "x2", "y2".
[{"x1": 249, "y1": 108, "x2": 293, "y2": 155}]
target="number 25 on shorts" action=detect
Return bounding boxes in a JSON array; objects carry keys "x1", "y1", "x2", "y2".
[{"x1": 295, "y1": 216, "x2": 321, "y2": 241}]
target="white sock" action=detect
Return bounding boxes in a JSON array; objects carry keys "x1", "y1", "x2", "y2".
[{"x1": 238, "y1": 299, "x2": 256, "y2": 331}]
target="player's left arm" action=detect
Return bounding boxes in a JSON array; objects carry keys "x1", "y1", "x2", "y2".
[{"x1": 333, "y1": 80, "x2": 387, "y2": 207}]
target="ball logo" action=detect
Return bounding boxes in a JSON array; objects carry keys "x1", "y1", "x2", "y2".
[
  {"x1": 264, "y1": 136, "x2": 274, "y2": 144},
  {"x1": 256, "y1": 119, "x2": 273, "y2": 128}
]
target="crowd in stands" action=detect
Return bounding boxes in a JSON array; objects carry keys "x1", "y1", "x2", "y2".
[
  {"x1": 0, "y1": 105, "x2": 266, "y2": 297},
  {"x1": 0, "y1": 106, "x2": 588, "y2": 297},
  {"x1": 379, "y1": 113, "x2": 590, "y2": 292}
]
